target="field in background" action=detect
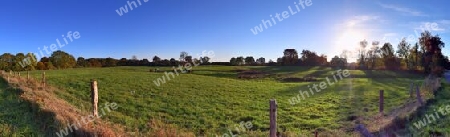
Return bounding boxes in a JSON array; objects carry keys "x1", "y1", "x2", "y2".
[{"x1": 26, "y1": 66, "x2": 426, "y2": 135}]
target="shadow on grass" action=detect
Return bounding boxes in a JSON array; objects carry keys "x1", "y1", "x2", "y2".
[{"x1": 0, "y1": 79, "x2": 58, "y2": 136}]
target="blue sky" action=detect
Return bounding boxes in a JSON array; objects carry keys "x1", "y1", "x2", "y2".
[{"x1": 1, "y1": 0, "x2": 449, "y2": 62}]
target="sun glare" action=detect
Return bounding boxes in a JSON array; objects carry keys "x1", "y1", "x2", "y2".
[{"x1": 335, "y1": 29, "x2": 366, "y2": 51}]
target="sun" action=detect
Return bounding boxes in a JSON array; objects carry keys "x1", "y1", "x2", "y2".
[{"x1": 335, "y1": 29, "x2": 366, "y2": 51}]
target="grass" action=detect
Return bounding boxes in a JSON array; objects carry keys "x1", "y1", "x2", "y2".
[
  {"x1": 0, "y1": 79, "x2": 47, "y2": 136},
  {"x1": 403, "y1": 82, "x2": 450, "y2": 136},
  {"x1": 24, "y1": 66, "x2": 429, "y2": 136}
]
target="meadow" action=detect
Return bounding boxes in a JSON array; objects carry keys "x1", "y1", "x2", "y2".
[{"x1": 23, "y1": 66, "x2": 432, "y2": 136}]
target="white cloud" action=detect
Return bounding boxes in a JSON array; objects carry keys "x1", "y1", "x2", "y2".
[
  {"x1": 383, "y1": 33, "x2": 397, "y2": 37},
  {"x1": 347, "y1": 15, "x2": 380, "y2": 27},
  {"x1": 379, "y1": 3, "x2": 427, "y2": 17},
  {"x1": 413, "y1": 22, "x2": 446, "y2": 32}
]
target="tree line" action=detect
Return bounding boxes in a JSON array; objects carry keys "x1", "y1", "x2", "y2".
[
  {"x1": 227, "y1": 31, "x2": 449, "y2": 76},
  {"x1": 349, "y1": 31, "x2": 448, "y2": 76},
  {"x1": 0, "y1": 31, "x2": 448, "y2": 76},
  {"x1": 0, "y1": 50, "x2": 212, "y2": 71}
]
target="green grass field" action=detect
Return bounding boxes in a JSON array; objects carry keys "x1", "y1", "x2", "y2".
[
  {"x1": 0, "y1": 79, "x2": 50, "y2": 136},
  {"x1": 23, "y1": 66, "x2": 433, "y2": 136}
]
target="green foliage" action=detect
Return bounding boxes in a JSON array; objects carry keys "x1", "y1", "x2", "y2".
[{"x1": 49, "y1": 50, "x2": 76, "y2": 69}]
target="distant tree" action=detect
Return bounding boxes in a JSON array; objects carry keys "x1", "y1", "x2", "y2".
[
  {"x1": 300, "y1": 50, "x2": 319, "y2": 66},
  {"x1": 185, "y1": 56, "x2": 193, "y2": 64},
  {"x1": 45, "y1": 62, "x2": 56, "y2": 70},
  {"x1": 367, "y1": 41, "x2": 380, "y2": 69},
  {"x1": 193, "y1": 58, "x2": 201, "y2": 65},
  {"x1": 180, "y1": 51, "x2": 188, "y2": 63},
  {"x1": 244, "y1": 56, "x2": 255, "y2": 65},
  {"x1": 256, "y1": 57, "x2": 265, "y2": 65},
  {"x1": 318, "y1": 54, "x2": 328, "y2": 66},
  {"x1": 40, "y1": 57, "x2": 50, "y2": 63},
  {"x1": 283, "y1": 49, "x2": 298, "y2": 65},
  {"x1": 0, "y1": 53, "x2": 15, "y2": 71},
  {"x1": 88, "y1": 58, "x2": 102, "y2": 67},
  {"x1": 409, "y1": 43, "x2": 420, "y2": 70},
  {"x1": 105, "y1": 58, "x2": 118, "y2": 67},
  {"x1": 330, "y1": 55, "x2": 347, "y2": 68},
  {"x1": 36, "y1": 62, "x2": 46, "y2": 70},
  {"x1": 200, "y1": 56, "x2": 211, "y2": 65},
  {"x1": 381, "y1": 43, "x2": 399, "y2": 70},
  {"x1": 358, "y1": 40, "x2": 368, "y2": 69},
  {"x1": 117, "y1": 58, "x2": 128, "y2": 66},
  {"x1": 20, "y1": 53, "x2": 38, "y2": 71},
  {"x1": 153, "y1": 56, "x2": 161, "y2": 65},
  {"x1": 277, "y1": 57, "x2": 283, "y2": 65},
  {"x1": 397, "y1": 38, "x2": 411, "y2": 69},
  {"x1": 170, "y1": 58, "x2": 177, "y2": 66},
  {"x1": 14, "y1": 53, "x2": 26, "y2": 71},
  {"x1": 268, "y1": 59, "x2": 277, "y2": 66},
  {"x1": 230, "y1": 57, "x2": 237, "y2": 66},
  {"x1": 160, "y1": 59, "x2": 171, "y2": 66},
  {"x1": 77, "y1": 57, "x2": 88, "y2": 67},
  {"x1": 419, "y1": 31, "x2": 446, "y2": 75},
  {"x1": 49, "y1": 50, "x2": 76, "y2": 69},
  {"x1": 152, "y1": 56, "x2": 161, "y2": 63},
  {"x1": 236, "y1": 56, "x2": 244, "y2": 66}
]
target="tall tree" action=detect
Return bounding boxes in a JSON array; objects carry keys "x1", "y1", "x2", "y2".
[
  {"x1": 77, "y1": 57, "x2": 88, "y2": 67},
  {"x1": 14, "y1": 53, "x2": 26, "y2": 71},
  {"x1": 283, "y1": 49, "x2": 298, "y2": 65},
  {"x1": 236, "y1": 56, "x2": 244, "y2": 66},
  {"x1": 397, "y1": 38, "x2": 411, "y2": 69},
  {"x1": 49, "y1": 50, "x2": 76, "y2": 69},
  {"x1": 0, "y1": 53, "x2": 14, "y2": 71},
  {"x1": 380, "y1": 43, "x2": 399, "y2": 70},
  {"x1": 185, "y1": 56, "x2": 193, "y2": 64},
  {"x1": 200, "y1": 56, "x2": 210, "y2": 64},
  {"x1": 256, "y1": 57, "x2": 265, "y2": 65},
  {"x1": 230, "y1": 57, "x2": 237, "y2": 66},
  {"x1": 300, "y1": 50, "x2": 319, "y2": 66},
  {"x1": 153, "y1": 56, "x2": 161, "y2": 63},
  {"x1": 244, "y1": 56, "x2": 255, "y2": 65},
  {"x1": 419, "y1": 31, "x2": 445, "y2": 75},
  {"x1": 358, "y1": 40, "x2": 368, "y2": 69},
  {"x1": 330, "y1": 55, "x2": 347, "y2": 68},
  {"x1": 367, "y1": 41, "x2": 380, "y2": 69},
  {"x1": 180, "y1": 51, "x2": 188, "y2": 63},
  {"x1": 170, "y1": 58, "x2": 177, "y2": 66}
]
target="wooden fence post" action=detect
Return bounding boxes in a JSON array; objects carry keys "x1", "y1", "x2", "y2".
[
  {"x1": 270, "y1": 99, "x2": 277, "y2": 137},
  {"x1": 91, "y1": 80, "x2": 99, "y2": 117},
  {"x1": 42, "y1": 72, "x2": 46, "y2": 88},
  {"x1": 27, "y1": 71, "x2": 30, "y2": 80},
  {"x1": 416, "y1": 85, "x2": 423, "y2": 105},
  {"x1": 379, "y1": 90, "x2": 384, "y2": 113}
]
